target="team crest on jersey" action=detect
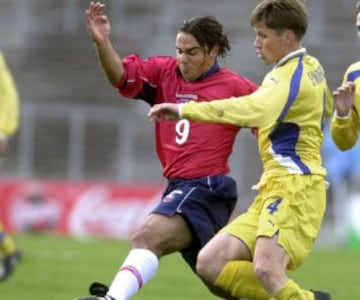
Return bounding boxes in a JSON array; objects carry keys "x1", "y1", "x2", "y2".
[
  {"x1": 163, "y1": 190, "x2": 183, "y2": 202},
  {"x1": 175, "y1": 93, "x2": 198, "y2": 103}
]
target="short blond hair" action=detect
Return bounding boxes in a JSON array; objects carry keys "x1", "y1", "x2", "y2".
[{"x1": 250, "y1": 0, "x2": 308, "y2": 40}]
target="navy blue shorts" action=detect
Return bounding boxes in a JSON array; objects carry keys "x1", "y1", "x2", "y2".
[{"x1": 151, "y1": 175, "x2": 237, "y2": 271}]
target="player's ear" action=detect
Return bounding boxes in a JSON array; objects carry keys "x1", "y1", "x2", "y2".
[
  {"x1": 283, "y1": 29, "x2": 296, "y2": 43},
  {"x1": 209, "y1": 45, "x2": 219, "y2": 57}
]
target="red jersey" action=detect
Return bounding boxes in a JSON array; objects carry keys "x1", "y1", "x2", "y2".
[{"x1": 115, "y1": 55, "x2": 257, "y2": 179}]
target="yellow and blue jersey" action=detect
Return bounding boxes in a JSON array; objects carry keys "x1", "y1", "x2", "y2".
[
  {"x1": 181, "y1": 48, "x2": 333, "y2": 184},
  {"x1": 331, "y1": 61, "x2": 360, "y2": 150},
  {"x1": 0, "y1": 51, "x2": 19, "y2": 137}
]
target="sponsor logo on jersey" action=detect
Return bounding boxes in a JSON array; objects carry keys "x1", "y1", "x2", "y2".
[{"x1": 175, "y1": 93, "x2": 198, "y2": 103}]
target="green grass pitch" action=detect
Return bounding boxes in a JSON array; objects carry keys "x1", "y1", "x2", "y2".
[{"x1": 0, "y1": 234, "x2": 359, "y2": 299}]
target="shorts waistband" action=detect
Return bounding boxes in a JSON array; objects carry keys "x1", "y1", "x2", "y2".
[{"x1": 168, "y1": 174, "x2": 228, "y2": 185}]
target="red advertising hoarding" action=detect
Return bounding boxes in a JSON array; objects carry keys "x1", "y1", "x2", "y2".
[{"x1": 0, "y1": 179, "x2": 164, "y2": 239}]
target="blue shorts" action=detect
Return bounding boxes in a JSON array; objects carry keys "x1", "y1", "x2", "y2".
[{"x1": 151, "y1": 175, "x2": 237, "y2": 271}]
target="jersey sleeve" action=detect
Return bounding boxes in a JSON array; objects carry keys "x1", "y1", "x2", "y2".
[
  {"x1": 324, "y1": 85, "x2": 334, "y2": 120},
  {"x1": 114, "y1": 54, "x2": 162, "y2": 103},
  {"x1": 0, "y1": 53, "x2": 19, "y2": 137},
  {"x1": 181, "y1": 74, "x2": 288, "y2": 128},
  {"x1": 330, "y1": 110, "x2": 360, "y2": 151}
]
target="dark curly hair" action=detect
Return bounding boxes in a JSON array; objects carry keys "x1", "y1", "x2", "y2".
[{"x1": 178, "y1": 16, "x2": 231, "y2": 60}]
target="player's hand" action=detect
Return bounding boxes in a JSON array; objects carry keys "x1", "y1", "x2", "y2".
[
  {"x1": 333, "y1": 81, "x2": 355, "y2": 118},
  {"x1": 148, "y1": 103, "x2": 180, "y2": 122},
  {"x1": 85, "y1": 2, "x2": 111, "y2": 42}
]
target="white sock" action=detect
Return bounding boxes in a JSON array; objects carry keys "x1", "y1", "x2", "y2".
[{"x1": 107, "y1": 248, "x2": 159, "y2": 300}]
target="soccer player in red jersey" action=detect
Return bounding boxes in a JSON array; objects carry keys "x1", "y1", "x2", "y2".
[{"x1": 77, "y1": 2, "x2": 257, "y2": 299}]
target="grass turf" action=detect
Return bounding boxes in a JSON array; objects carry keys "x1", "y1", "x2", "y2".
[{"x1": 0, "y1": 233, "x2": 358, "y2": 299}]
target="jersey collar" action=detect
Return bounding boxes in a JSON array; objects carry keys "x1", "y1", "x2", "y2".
[
  {"x1": 274, "y1": 47, "x2": 307, "y2": 69},
  {"x1": 177, "y1": 61, "x2": 220, "y2": 82}
]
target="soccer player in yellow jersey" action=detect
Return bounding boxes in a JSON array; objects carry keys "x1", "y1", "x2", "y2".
[
  {"x1": 149, "y1": 0, "x2": 333, "y2": 299},
  {"x1": 331, "y1": 1, "x2": 360, "y2": 151},
  {"x1": 0, "y1": 51, "x2": 22, "y2": 281}
]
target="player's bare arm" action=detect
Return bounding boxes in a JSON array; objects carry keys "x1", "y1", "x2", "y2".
[
  {"x1": 333, "y1": 81, "x2": 355, "y2": 118},
  {"x1": 85, "y1": 1, "x2": 124, "y2": 85},
  {"x1": 148, "y1": 103, "x2": 180, "y2": 122}
]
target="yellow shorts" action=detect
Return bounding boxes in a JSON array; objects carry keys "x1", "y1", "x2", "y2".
[{"x1": 221, "y1": 175, "x2": 326, "y2": 270}]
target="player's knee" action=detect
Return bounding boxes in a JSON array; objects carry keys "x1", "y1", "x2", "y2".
[
  {"x1": 130, "y1": 225, "x2": 162, "y2": 254},
  {"x1": 196, "y1": 248, "x2": 221, "y2": 282},
  {"x1": 196, "y1": 250, "x2": 211, "y2": 278},
  {"x1": 254, "y1": 259, "x2": 285, "y2": 293},
  {"x1": 254, "y1": 263, "x2": 270, "y2": 281}
]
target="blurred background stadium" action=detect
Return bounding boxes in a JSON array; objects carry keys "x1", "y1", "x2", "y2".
[{"x1": 1, "y1": 0, "x2": 360, "y2": 248}]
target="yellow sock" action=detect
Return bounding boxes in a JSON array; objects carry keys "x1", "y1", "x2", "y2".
[
  {"x1": 302, "y1": 289, "x2": 315, "y2": 299},
  {"x1": 275, "y1": 280, "x2": 315, "y2": 300},
  {"x1": 0, "y1": 231, "x2": 16, "y2": 255},
  {"x1": 214, "y1": 260, "x2": 269, "y2": 300},
  {"x1": 214, "y1": 261, "x2": 315, "y2": 300}
]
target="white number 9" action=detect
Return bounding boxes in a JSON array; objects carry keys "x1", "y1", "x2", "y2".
[{"x1": 175, "y1": 119, "x2": 190, "y2": 145}]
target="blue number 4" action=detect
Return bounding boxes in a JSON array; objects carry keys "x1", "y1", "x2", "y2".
[{"x1": 267, "y1": 198, "x2": 282, "y2": 215}]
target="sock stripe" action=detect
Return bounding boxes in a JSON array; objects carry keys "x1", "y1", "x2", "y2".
[{"x1": 120, "y1": 266, "x2": 143, "y2": 289}]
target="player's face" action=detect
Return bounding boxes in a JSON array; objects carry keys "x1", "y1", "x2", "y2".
[
  {"x1": 356, "y1": 12, "x2": 360, "y2": 38},
  {"x1": 253, "y1": 23, "x2": 291, "y2": 65},
  {"x1": 175, "y1": 32, "x2": 215, "y2": 82}
]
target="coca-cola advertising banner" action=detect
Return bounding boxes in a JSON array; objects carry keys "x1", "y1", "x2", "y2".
[{"x1": 0, "y1": 179, "x2": 164, "y2": 239}]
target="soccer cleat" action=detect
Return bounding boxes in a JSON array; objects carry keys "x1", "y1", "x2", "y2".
[
  {"x1": 0, "y1": 249, "x2": 22, "y2": 281},
  {"x1": 74, "y1": 282, "x2": 115, "y2": 300},
  {"x1": 89, "y1": 282, "x2": 109, "y2": 296},
  {"x1": 74, "y1": 296, "x2": 115, "y2": 300},
  {"x1": 312, "y1": 290, "x2": 331, "y2": 300}
]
